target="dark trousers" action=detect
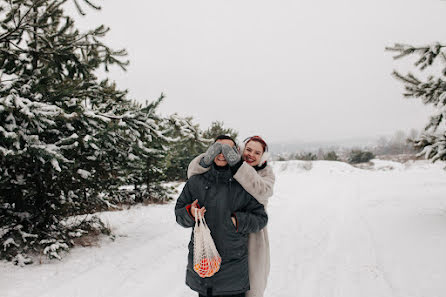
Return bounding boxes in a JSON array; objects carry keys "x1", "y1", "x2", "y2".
[{"x1": 199, "y1": 288, "x2": 246, "y2": 297}]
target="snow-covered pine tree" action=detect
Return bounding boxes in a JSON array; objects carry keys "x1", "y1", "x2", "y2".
[
  {"x1": 117, "y1": 95, "x2": 173, "y2": 204},
  {"x1": 386, "y1": 43, "x2": 446, "y2": 162},
  {"x1": 203, "y1": 121, "x2": 239, "y2": 141},
  {"x1": 163, "y1": 114, "x2": 212, "y2": 181},
  {"x1": 0, "y1": 0, "x2": 168, "y2": 264}
]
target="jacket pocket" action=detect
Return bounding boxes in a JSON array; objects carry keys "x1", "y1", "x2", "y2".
[
  {"x1": 223, "y1": 241, "x2": 248, "y2": 260},
  {"x1": 228, "y1": 215, "x2": 237, "y2": 232},
  {"x1": 222, "y1": 218, "x2": 247, "y2": 260}
]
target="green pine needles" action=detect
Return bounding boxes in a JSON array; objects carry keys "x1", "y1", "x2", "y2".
[
  {"x1": 0, "y1": 0, "x2": 212, "y2": 264},
  {"x1": 386, "y1": 43, "x2": 446, "y2": 163}
]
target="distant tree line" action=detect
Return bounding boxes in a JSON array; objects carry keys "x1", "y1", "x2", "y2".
[
  {"x1": 279, "y1": 150, "x2": 375, "y2": 164},
  {"x1": 274, "y1": 130, "x2": 421, "y2": 164},
  {"x1": 374, "y1": 130, "x2": 419, "y2": 155}
]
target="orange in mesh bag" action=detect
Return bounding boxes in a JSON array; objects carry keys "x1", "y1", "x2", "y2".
[{"x1": 193, "y1": 209, "x2": 222, "y2": 278}]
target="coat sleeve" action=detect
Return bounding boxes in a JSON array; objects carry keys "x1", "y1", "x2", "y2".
[
  {"x1": 174, "y1": 180, "x2": 196, "y2": 228},
  {"x1": 233, "y1": 163, "x2": 275, "y2": 206},
  {"x1": 187, "y1": 153, "x2": 211, "y2": 179},
  {"x1": 234, "y1": 196, "x2": 268, "y2": 234}
]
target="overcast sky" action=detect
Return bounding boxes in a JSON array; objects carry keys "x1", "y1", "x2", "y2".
[{"x1": 67, "y1": 0, "x2": 445, "y2": 144}]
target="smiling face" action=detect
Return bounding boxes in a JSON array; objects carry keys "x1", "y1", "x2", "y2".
[
  {"x1": 243, "y1": 140, "x2": 264, "y2": 167},
  {"x1": 214, "y1": 139, "x2": 236, "y2": 167}
]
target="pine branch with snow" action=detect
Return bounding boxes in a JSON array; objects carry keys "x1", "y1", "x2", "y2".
[{"x1": 387, "y1": 42, "x2": 446, "y2": 162}]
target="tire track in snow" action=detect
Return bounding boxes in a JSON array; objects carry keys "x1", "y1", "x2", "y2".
[
  {"x1": 356, "y1": 177, "x2": 402, "y2": 297},
  {"x1": 267, "y1": 173, "x2": 397, "y2": 297}
]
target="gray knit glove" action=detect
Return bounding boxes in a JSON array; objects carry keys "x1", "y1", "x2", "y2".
[
  {"x1": 200, "y1": 142, "x2": 222, "y2": 167},
  {"x1": 221, "y1": 144, "x2": 241, "y2": 166}
]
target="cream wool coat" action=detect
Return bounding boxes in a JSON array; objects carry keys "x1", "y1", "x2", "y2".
[{"x1": 188, "y1": 154, "x2": 275, "y2": 297}]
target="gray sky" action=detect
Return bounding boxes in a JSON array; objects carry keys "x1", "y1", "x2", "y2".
[{"x1": 68, "y1": 0, "x2": 445, "y2": 144}]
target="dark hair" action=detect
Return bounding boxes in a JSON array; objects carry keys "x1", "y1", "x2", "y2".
[{"x1": 215, "y1": 135, "x2": 237, "y2": 147}]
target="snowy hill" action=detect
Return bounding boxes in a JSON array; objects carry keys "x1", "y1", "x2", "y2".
[{"x1": 1, "y1": 160, "x2": 446, "y2": 297}]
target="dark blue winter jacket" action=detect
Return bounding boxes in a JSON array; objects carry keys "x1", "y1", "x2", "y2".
[{"x1": 175, "y1": 164, "x2": 268, "y2": 296}]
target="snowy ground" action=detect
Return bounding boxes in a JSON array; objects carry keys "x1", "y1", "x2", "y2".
[{"x1": 1, "y1": 159, "x2": 446, "y2": 297}]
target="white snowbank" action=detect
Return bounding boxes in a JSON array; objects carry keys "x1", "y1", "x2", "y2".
[{"x1": 1, "y1": 160, "x2": 446, "y2": 297}]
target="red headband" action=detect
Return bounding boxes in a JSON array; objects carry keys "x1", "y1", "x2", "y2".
[{"x1": 244, "y1": 135, "x2": 268, "y2": 152}]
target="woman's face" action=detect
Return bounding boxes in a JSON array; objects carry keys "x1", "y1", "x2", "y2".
[{"x1": 243, "y1": 140, "x2": 264, "y2": 167}]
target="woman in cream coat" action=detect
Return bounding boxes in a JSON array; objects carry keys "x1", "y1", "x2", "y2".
[{"x1": 188, "y1": 135, "x2": 275, "y2": 297}]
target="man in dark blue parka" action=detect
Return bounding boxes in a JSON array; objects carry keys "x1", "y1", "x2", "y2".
[{"x1": 175, "y1": 135, "x2": 268, "y2": 297}]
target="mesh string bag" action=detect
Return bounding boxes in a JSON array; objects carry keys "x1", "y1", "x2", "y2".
[{"x1": 193, "y1": 209, "x2": 222, "y2": 278}]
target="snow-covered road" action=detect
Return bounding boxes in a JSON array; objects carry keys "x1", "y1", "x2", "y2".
[{"x1": 2, "y1": 160, "x2": 446, "y2": 297}]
